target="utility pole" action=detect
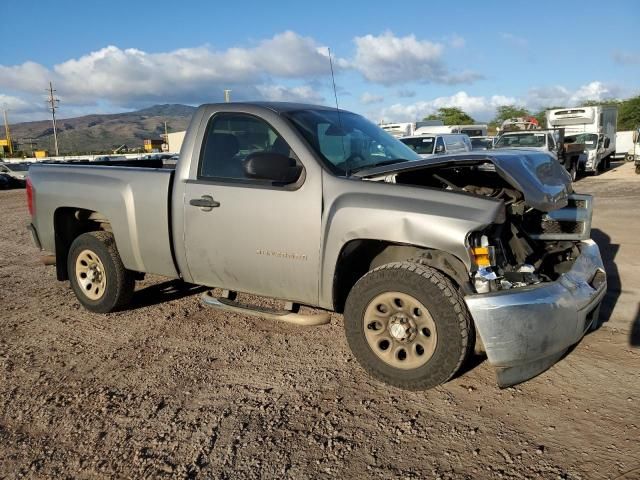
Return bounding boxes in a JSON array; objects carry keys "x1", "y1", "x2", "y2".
[
  {"x1": 224, "y1": 89, "x2": 232, "y2": 103},
  {"x1": 27, "y1": 137, "x2": 36, "y2": 157},
  {"x1": 46, "y1": 81, "x2": 60, "y2": 156},
  {"x1": 164, "y1": 121, "x2": 169, "y2": 151},
  {"x1": 3, "y1": 110, "x2": 13, "y2": 156}
]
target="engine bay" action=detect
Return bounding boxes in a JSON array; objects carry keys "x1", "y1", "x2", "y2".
[{"x1": 378, "y1": 162, "x2": 589, "y2": 293}]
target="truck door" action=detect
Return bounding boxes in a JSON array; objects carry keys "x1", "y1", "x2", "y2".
[{"x1": 182, "y1": 112, "x2": 322, "y2": 305}]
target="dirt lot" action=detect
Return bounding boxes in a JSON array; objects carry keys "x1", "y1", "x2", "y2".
[{"x1": 1, "y1": 162, "x2": 639, "y2": 479}]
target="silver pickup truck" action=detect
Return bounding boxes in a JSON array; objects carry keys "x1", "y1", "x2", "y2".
[{"x1": 27, "y1": 102, "x2": 606, "y2": 389}]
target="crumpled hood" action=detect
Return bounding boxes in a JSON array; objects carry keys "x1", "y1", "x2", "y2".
[{"x1": 355, "y1": 150, "x2": 573, "y2": 212}]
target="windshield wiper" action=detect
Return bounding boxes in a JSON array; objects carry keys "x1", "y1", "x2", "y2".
[{"x1": 350, "y1": 158, "x2": 410, "y2": 175}]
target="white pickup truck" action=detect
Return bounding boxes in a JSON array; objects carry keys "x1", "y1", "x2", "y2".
[{"x1": 494, "y1": 130, "x2": 584, "y2": 180}]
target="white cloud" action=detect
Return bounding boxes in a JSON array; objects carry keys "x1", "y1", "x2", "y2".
[
  {"x1": 0, "y1": 62, "x2": 50, "y2": 93},
  {"x1": 360, "y1": 92, "x2": 384, "y2": 105},
  {"x1": 374, "y1": 81, "x2": 626, "y2": 123},
  {"x1": 0, "y1": 30, "x2": 484, "y2": 120},
  {"x1": 0, "y1": 94, "x2": 32, "y2": 111},
  {"x1": 0, "y1": 32, "x2": 343, "y2": 108},
  {"x1": 375, "y1": 91, "x2": 518, "y2": 122},
  {"x1": 353, "y1": 31, "x2": 481, "y2": 85},
  {"x1": 0, "y1": 94, "x2": 44, "y2": 122},
  {"x1": 256, "y1": 84, "x2": 325, "y2": 104},
  {"x1": 526, "y1": 81, "x2": 622, "y2": 109}
]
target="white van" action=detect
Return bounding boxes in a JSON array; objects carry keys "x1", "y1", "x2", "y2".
[{"x1": 399, "y1": 134, "x2": 472, "y2": 158}]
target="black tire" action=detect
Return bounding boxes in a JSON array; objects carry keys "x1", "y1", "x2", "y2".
[
  {"x1": 67, "y1": 231, "x2": 135, "y2": 313},
  {"x1": 344, "y1": 262, "x2": 472, "y2": 390}
]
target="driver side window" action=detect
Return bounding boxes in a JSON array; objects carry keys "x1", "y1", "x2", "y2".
[{"x1": 199, "y1": 113, "x2": 293, "y2": 181}]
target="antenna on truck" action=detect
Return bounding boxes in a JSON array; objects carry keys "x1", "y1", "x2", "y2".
[{"x1": 327, "y1": 47, "x2": 350, "y2": 176}]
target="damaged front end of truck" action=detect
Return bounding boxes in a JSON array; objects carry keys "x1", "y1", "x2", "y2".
[{"x1": 357, "y1": 151, "x2": 607, "y2": 387}]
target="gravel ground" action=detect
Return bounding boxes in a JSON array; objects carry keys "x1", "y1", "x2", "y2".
[{"x1": 1, "y1": 162, "x2": 639, "y2": 479}]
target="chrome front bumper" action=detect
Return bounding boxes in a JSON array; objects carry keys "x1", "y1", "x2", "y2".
[{"x1": 465, "y1": 240, "x2": 606, "y2": 387}]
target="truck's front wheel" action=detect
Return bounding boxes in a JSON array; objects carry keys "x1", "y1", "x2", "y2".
[
  {"x1": 67, "y1": 231, "x2": 135, "y2": 313},
  {"x1": 344, "y1": 262, "x2": 472, "y2": 390}
]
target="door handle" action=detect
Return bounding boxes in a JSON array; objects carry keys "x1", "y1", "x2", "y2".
[{"x1": 189, "y1": 195, "x2": 220, "y2": 211}]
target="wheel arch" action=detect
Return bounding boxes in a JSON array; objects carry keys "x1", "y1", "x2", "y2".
[
  {"x1": 331, "y1": 240, "x2": 472, "y2": 313},
  {"x1": 53, "y1": 207, "x2": 112, "y2": 281}
]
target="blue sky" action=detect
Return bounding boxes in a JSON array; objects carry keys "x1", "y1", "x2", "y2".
[{"x1": 1, "y1": 0, "x2": 638, "y2": 123}]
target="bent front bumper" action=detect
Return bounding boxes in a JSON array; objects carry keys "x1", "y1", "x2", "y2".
[{"x1": 464, "y1": 240, "x2": 606, "y2": 387}]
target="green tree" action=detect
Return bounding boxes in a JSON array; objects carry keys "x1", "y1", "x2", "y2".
[
  {"x1": 580, "y1": 99, "x2": 620, "y2": 107},
  {"x1": 492, "y1": 105, "x2": 531, "y2": 125},
  {"x1": 618, "y1": 96, "x2": 640, "y2": 130},
  {"x1": 424, "y1": 107, "x2": 475, "y2": 125}
]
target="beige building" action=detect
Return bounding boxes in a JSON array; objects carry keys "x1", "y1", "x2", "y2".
[{"x1": 167, "y1": 131, "x2": 186, "y2": 153}]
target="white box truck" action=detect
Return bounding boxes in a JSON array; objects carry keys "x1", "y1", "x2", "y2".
[
  {"x1": 380, "y1": 120, "x2": 446, "y2": 139},
  {"x1": 546, "y1": 106, "x2": 617, "y2": 174},
  {"x1": 414, "y1": 124, "x2": 488, "y2": 137},
  {"x1": 615, "y1": 130, "x2": 640, "y2": 160}
]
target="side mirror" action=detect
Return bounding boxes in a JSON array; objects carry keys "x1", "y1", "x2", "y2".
[
  {"x1": 243, "y1": 152, "x2": 302, "y2": 184},
  {"x1": 435, "y1": 145, "x2": 445, "y2": 154}
]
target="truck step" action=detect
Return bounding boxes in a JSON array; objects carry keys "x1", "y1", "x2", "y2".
[{"x1": 201, "y1": 291, "x2": 331, "y2": 326}]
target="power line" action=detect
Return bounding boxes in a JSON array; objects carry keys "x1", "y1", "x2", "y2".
[{"x1": 46, "y1": 81, "x2": 60, "y2": 156}]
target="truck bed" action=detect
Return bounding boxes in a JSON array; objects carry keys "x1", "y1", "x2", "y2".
[{"x1": 29, "y1": 164, "x2": 179, "y2": 278}]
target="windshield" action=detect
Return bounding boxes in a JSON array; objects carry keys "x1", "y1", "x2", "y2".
[
  {"x1": 6, "y1": 163, "x2": 29, "y2": 171},
  {"x1": 399, "y1": 136, "x2": 435, "y2": 155},
  {"x1": 565, "y1": 133, "x2": 598, "y2": 150},
  {"x1": 471, "y1": 138, "x2": 492, "y2": 150},
  {"x1": 461, "y1": 128, "x2": 484, "y2": 137},
  {"x1": 495, "y1": 133, "x2": 546, "y2": 148},
  {"x1": 285, "y1": 110, "x2": 421, "y2": 174}
]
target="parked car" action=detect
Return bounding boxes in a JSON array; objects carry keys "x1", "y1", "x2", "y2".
[
  {"x1": 413, "y1": 124, "x2": 488, "y2": 137},
  {"x1": 0, "y1": 174, "x2": 10, "y2": 190},
  {"x1": 399, "y1": 133, "x2": 472, "y2": 158},
  {"x1": 27, "y1": 102, "x2": 606, "y2": 390},
  {"x1": 470, "y1": 136, "x2": 494, "y2": 150},
  {"x1": 0, "y1": 162, "x2": 29, "y2": 187},
  {"x1": 494, "y1": 130, "x2": 583, "y2": 181}
]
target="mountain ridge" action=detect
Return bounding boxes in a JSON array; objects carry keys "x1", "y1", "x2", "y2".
[{"x1": 1, "y1": 104, "x2": 197, "y2": 154}]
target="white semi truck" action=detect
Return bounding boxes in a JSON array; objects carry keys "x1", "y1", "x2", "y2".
[{"x1": 546, "y1": 106, "x2": 617, "y2": 174}]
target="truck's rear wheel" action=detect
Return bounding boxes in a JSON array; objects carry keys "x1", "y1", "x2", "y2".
[
  {"x1": 344, "y1": 262, "x2": 472, "y2": 390},
  {"x1": 68, "y1": 231, "x2": 134, "y2": 313}
]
